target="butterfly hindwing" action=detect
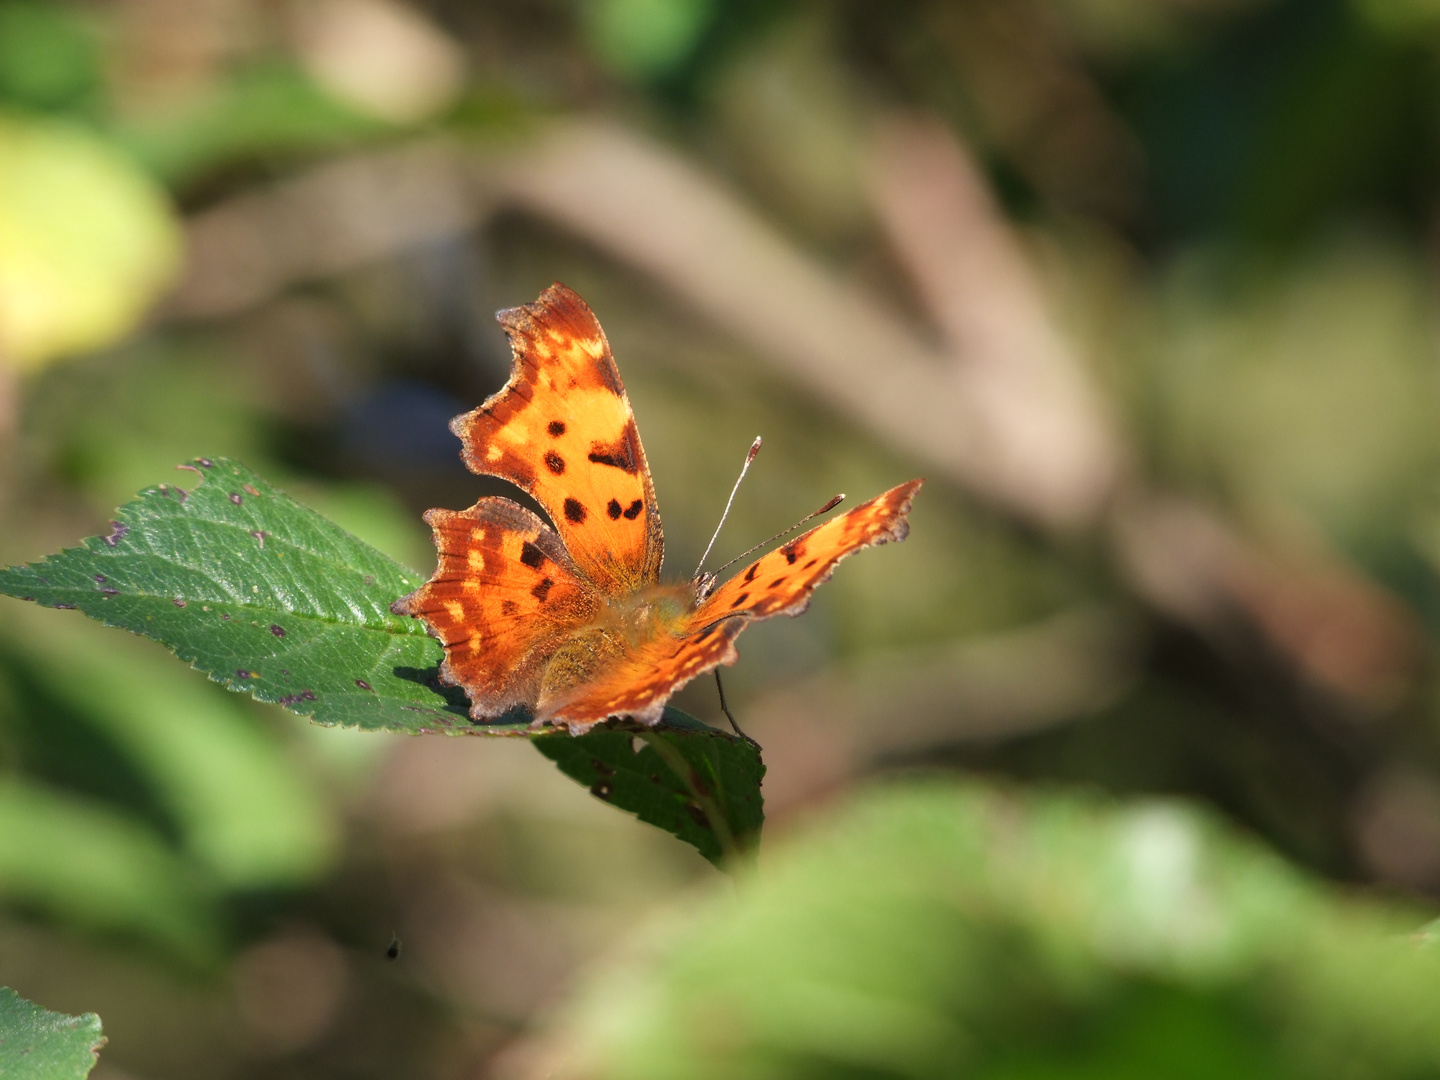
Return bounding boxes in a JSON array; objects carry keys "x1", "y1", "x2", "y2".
[
  {"x1": 450, "y1": 283, "x2": 663, "y2": 596},
  {"x1": 392, "y1": 497, "x2": 599, "y2": 720}
]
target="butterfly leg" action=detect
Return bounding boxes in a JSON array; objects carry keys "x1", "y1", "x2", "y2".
[{"x1": 714, "y1": 669, "x2": 760, "y2": 748}]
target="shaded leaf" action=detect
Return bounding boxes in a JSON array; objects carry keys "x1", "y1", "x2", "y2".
[
  {"x1": 534, "y1": 708, "x2": 764, "y2": 867},
  {"x1": 0, "y1": 987, "x2": 104, "y2": 1080},
  {"x1": 0, "y1": 780, "x2": 217, "y2": 961},
  {"x1": 0, "y1": 457, "x2": 520, "y2": 735}
]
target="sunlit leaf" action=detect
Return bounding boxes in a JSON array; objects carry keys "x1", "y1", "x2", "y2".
[
  {"x1": 0, "y1": 114, "x2": 179, "y2": 371},
  {"x1": 0, "y1": 457, "x2": 480, "y2": 735},
  {"x1": 0, "y1": 986, "x2": 104, "y2": 1080}
]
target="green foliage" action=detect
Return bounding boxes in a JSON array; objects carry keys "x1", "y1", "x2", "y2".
[
  {"x1": 535, "y1": 711, "x2": 764, "y2": 867},
  {"x1": 540, "y1": 780, "x2": 1440, "y2": 1079},
  {"x1": 0, "y1": 986, "x2": 103, "y2": 1080},
  {"x1": 0, "y1": 112, "x2": 179, "y2": 370},
  {"x1": 0, "y1": 458, "x2": 765, "y2": 866}
]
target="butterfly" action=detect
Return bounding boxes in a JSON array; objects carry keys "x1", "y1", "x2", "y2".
[{"x1": 392, "y1": 283, "x2": 922, "y2": 734}]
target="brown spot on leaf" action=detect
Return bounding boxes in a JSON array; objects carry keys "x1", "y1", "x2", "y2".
[
  {"x1": 244, "y1": 484, "x2": 261, "y2": 497},
  {"x1": 173, "y1": 598, "x2": 186, "y2": 607},
  {"x1": 356, "y1": 679, "x2": 373, "y2": 691},
  {"x1": 229, "y1": 492, "x2": 243, "y2": 505},
  {"x1": 270, "y1": 625, "x2": 285, "y2": 637},
  {"x1": 251, "y1": 531, "x2": 268, "y2": 547},
  {"x1": 103, "y1": 520, "x2": 129, "y2": 547}
]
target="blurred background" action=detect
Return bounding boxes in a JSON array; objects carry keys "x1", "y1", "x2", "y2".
[{"x1": 6, "y1": 0, "x2": 1440, "y2": 1076}]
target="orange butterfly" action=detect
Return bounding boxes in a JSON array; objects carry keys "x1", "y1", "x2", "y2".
[{"x1": 393, "y1": 284, "x2": 922, "y2": 734}]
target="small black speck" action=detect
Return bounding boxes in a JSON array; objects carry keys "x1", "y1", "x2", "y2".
[
  {"x1": 93, "y1": 574, "x2": 106, "y2": 583},
  {"x1": 229, "y1": 493, "x2": 243, "y2": 505},
  {"x1": 770, "y1": 577, "x2": 786, "y2": 588},
  {"x1": 236, "y1": 669, "x2": 253, "y2": 679},
  {"x1": 270, "y1": 625, "x2": 285, "y2": 637},
  {"x1": 173, "y1": 598, "x2": 186, "y2": 607},
  {"x1": 548, "y1": 420, "x2": 566, "y2": 436},
  {"x1": 591, "y1": 782, "x2": 613, "y2": 801},
  {"x1": 386, "y1": 937, "x2": 401, "y2": 960},
  {"x1": 804, "y1": 558, "x2": 818, "y2": 569},
  {"x1": 54, "y1": 602, "x2": 77, "y2": 609},
  {"x1": 356, "y1": 679, "x2": 373, "y2": 691},
  {"x1": 99, "y1": 587, "x2": 119, "y2": 597}
]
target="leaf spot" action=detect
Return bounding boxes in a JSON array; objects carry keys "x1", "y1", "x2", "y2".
[
  {"x1": 355, "y1": 679, "x2": 373, "y2": 691},
  {"x1": 229, "y1": 492, "x2": 243, "y2": 505},
  {"x1": 270, "y1": 624, "x2": 285, "y2": 637},
  {"x1": 243, "y1": 484, "x2": 261, "y2": 497},
  {"x1": 251, "y1": 530, "x2": 268, "y2": 547},
  {"x1": 103, "y1": 520, "x2": 129, "y2": 547}
]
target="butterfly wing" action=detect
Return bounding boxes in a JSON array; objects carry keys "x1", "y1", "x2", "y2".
[
  {"x1": 451, "y1": 283, "x2": 663, "y2": 596},
  {"x1": 392, "y1": 497, "x2": 600, "y2": 720},
  {"x1": 696, "y1": 479, "x2": 923, "y2": 621},
  {"x1": 539, "y1": 480, "x2": 922, "y2": 730}
]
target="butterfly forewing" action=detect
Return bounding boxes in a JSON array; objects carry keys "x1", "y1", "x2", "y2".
[
  {"x1": 450, "y1": 284, "x2": 664, "y2": 596},
  {"x1": 696, "y1": 480, "x2": 923, "y2": 623}
]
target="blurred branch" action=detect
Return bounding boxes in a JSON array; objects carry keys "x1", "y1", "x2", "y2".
[{"x1": 167, "y1": 138, "x2": 484, "y2": 319}]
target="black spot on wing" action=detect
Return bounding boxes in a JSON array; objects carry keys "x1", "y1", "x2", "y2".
[
  {"x1": 564, "y1": 498, "x2": 587, "y2": 523},
  {"x1": 520, "y1": 541, "x2": 546, "y2": 569},
  {"x1": 607, "y1": 499, "x2": 623, "y2": 519},
  {"x1": 501, "y1": 600, "x2": 518, "y2": 615},
  {"x1": 532, "y1": 577, "x2": 554, "y2": 602},
  {"x1": 544, "y1": 451, "x2": 566, "y2": 474},
  {"x1": 586, "y1": 419, "x2": 641, "y2": 474},
  {"x1": 622, "y1": 499, "x2": 643, "y2": 520},
  {"x1": 548, "y1": 420, "x2": 566, "y2": 436},
  {"x1": 729, "y1": 592, "x2": 750, "y2": 609}
]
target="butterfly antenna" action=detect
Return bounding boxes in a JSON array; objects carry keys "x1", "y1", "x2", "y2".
[
  {"x1": 701, "y1": 493, "x2": 846, "y2": 587},
  {"x1": 694, "y1": 436, "x2": 763, "y2": 579}
]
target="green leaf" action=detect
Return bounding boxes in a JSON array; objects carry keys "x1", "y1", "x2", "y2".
[
  {"x1": 0, "y1": 457, "x2": 513, "y2": 735},
  {"x1": 525, "y1": 781, "x2": 1440, "y2": 1080},
  {"x1": 0, "y1": 986, "x2": 104, "y2": 1080},
  {"x1": 1, "y1": 607, "x2": 338, "y2": 888},
  {"x1": 0, "y1": 113, "x2": 180, "y2": 371},
  {"x1": 0, "y1": 779, "x2": 217, "y2": 961},
  {"x1": 534, "y1": 709, "x2": 764, "y2": 867},
  {"x1": 0, "y1": 458, "x2": 767, "y2": 863}
]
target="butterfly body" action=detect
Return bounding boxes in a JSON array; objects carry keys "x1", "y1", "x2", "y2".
[{"x1": 394, "y1": 284, "x2": 921, "y2": 734}]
